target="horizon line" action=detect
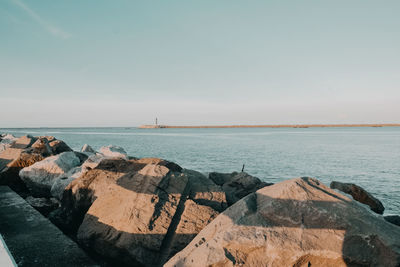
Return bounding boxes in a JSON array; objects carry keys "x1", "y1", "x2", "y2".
[{"x1": 2, "y1": 123, "x2": 400, "y2": 129}]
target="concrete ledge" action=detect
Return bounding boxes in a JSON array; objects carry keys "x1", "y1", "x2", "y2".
[{"x1": 0, "y1": 186, "x2": 97, "y2": 267}]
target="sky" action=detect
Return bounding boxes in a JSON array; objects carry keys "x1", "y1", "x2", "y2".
[{"x1": 0, "y1": 0, "x2": 399, "y2": 127}]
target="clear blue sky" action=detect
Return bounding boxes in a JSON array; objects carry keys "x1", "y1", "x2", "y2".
[{"x1": 1, "y1": 0, "x2": 399, "y2": 127}]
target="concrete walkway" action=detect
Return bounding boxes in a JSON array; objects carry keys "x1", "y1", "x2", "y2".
[{"x1": 0, "y1": 186, "x2": 97, "y2": 267}]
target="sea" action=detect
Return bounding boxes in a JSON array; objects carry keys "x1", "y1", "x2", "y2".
[{"x1": 1, "y1": 127, "x2": 399, "y2": 214}]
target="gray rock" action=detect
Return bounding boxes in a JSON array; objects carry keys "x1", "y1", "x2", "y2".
[
  {"x1": 81, "y1": 144, "x2": 96, "y2": 154},
  {"x1": 330, "y1": 181, "x2": 385, "y2": 214},
  {"x1": 19, "y1": 152, "x2": 82, "y2": 197}
]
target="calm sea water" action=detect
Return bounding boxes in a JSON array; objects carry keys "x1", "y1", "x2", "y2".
[{"x1": 1, "y1": 127, "x2": 399, "y2": 214}]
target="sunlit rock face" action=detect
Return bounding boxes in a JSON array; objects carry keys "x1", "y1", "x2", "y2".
[
  {"x1": 166, "y1": 177, "x2": 400, "y2": 267},
  {"x1": 54, "y1": 157, "x2": 228, "y2": 266},
  {"x1": 19, "y1": 152, "x2": 82, "y2": 197},
  {"x1": 330, "y1": 181, "x2": 385, "y2": 214}
]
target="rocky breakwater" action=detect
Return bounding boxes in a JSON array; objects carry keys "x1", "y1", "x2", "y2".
[
  {"x1": 52, "y1": 159, "x2": 266, "y2": 265},
  {"x1": 1, "y1": 132, "x2": 400, "y2": 266}
]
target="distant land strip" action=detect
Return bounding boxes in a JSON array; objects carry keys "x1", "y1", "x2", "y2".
[{"x1": 139, "y1": 123, "x2": 400, "y2": 129}]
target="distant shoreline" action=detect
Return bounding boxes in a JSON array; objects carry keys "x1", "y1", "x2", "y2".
[{"x1": 139, "y1": 123, "x2": 400, "y2": 129}]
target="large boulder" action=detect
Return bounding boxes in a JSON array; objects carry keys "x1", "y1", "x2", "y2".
[
  {"x1": 166, "y1": 177, "x2": 400, "y2": 267},
  {"x1": 99, "y1": 145, "x2": 128, "y2": 159},
  {"x1": 209, "y1": 171, "x2": 272, "y2": 205},
  {"x1": 55, "y1": 157, "x2": 227, "y2": 266},
  {"x1": 19, "y1": 152, "x2": 82, "y2": 197},
  {"x1": 330, "y1": 181, "x2": 385, "y2": 214}
]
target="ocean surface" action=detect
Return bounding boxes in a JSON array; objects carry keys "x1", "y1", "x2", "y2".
[{"x1": 1, "y1": 127, "x2": 399, "y2": 214}]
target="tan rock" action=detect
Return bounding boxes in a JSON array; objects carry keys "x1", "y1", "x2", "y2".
[
  {"x1": 56, "y1": 157, "x2": 227, "y2": 266},
  {"x1": 166, "y1": 177, "x2": 400, "y2": 267}
]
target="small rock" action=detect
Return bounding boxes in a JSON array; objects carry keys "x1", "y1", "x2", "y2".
[
  {"x1": 99, "y1": 145, "x2": 128, "y2": 159},
  {"x1": 81, "y1": 144, "x2": 96, "y2": 153},
  {"x1": 209, "y1": 171, "x2": 272, "y2": 205}
]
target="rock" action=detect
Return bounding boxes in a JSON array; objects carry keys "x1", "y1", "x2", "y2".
[
  {"x1": 135, "y1": 157, "x2": 182, "y2": 172},
  {"x1": 57, "y1": 157, "x2": 227, "y2": 266},
  {"x1": 50, "y1": 166, "x2": 84, "y2": 200},
  {"x1": 166, "y1": 177, "x2": 400, "y2": 267},
  {"x1": 209, "y1": 171, "x2": 272, "y2": 205},
  {"x1": 76, "y1": 167, "x2": 227, "y2": 266},
  {"x1": 31, "y1": 137, "x2": 53, "y2": 156},
  {"x1": 52, "y1": 158, "x2": 145, "y2": 233},
  {"x1": 81, "y1": 144, "x2": 96, "y2": 153},
  {"x1": 330, "y1": 181, "x2": 385, "y2": 214},
  {"x1": 25, "y1": 196, "x2": 59, "y2": 216},
  {"x1": 0, "y1": 135, "x2": 44, "y2": 193},
  {"x1": 385, "y1": 215, "x2": 400, "y2": 227},
  {"x1": 49, "y1": 139, "x2": 73, "y2": 154},
  {"x1": 10, "y1": 135, "x2": 36, "y2": 149},
  {"x1": 99, "y1": 145, "x2": 128, "y2": 159},
  {"x1": 19, "y1": 152, "x2": 82, "y2": 197},
  {"x1": 0, "y1": 134, "x2": 17, "y2": 153}
]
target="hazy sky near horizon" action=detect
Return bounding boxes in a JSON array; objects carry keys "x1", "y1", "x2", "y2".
[{"x1": 1, "y1": 0, "x2": 399, "y2": 127}]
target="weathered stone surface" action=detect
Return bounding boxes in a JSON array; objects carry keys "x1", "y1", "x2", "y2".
[
  {"x1": 50, "y1": 166, "x2": 84, "y2": 200},
  {"x1": 19, "y1": 152, "x2": 82, "y2": 197},
  {"x1": 49, "y1": 139, "x2": 73, "y2": 154},
  {"x1": 99, "y1": 145, "x2": 128, "y2": 159},
  {"x1": 10, "y1": 135, "x2": 36, "y2": 149},
  {"x1": 166, "y1": 177, "x2": 400, "y2": 267},
  {"x1": 81, "y1": 144, "x2": 96, "y2": 154},
  {"x1": 385, "y1": 215, "x2": 400, "y2": 227},
  {"x1": 25, "y1": 196, "x2": 59, "y2": 216},
  {"x1": 209, "y1": 171, "x2": 272, "y2": 205},
  {"x1": 330, "y1": 181, "x2": 385, "y2": 214},
  {"x1": 51, "y1": 158, "x2": 145, "y2": 233},
  {"x1": 31, "y1": 137, "x2": 53, "y2": 156},
  {"x1": 55, "y1": 157, "x2": 226, "y2": 266}
]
